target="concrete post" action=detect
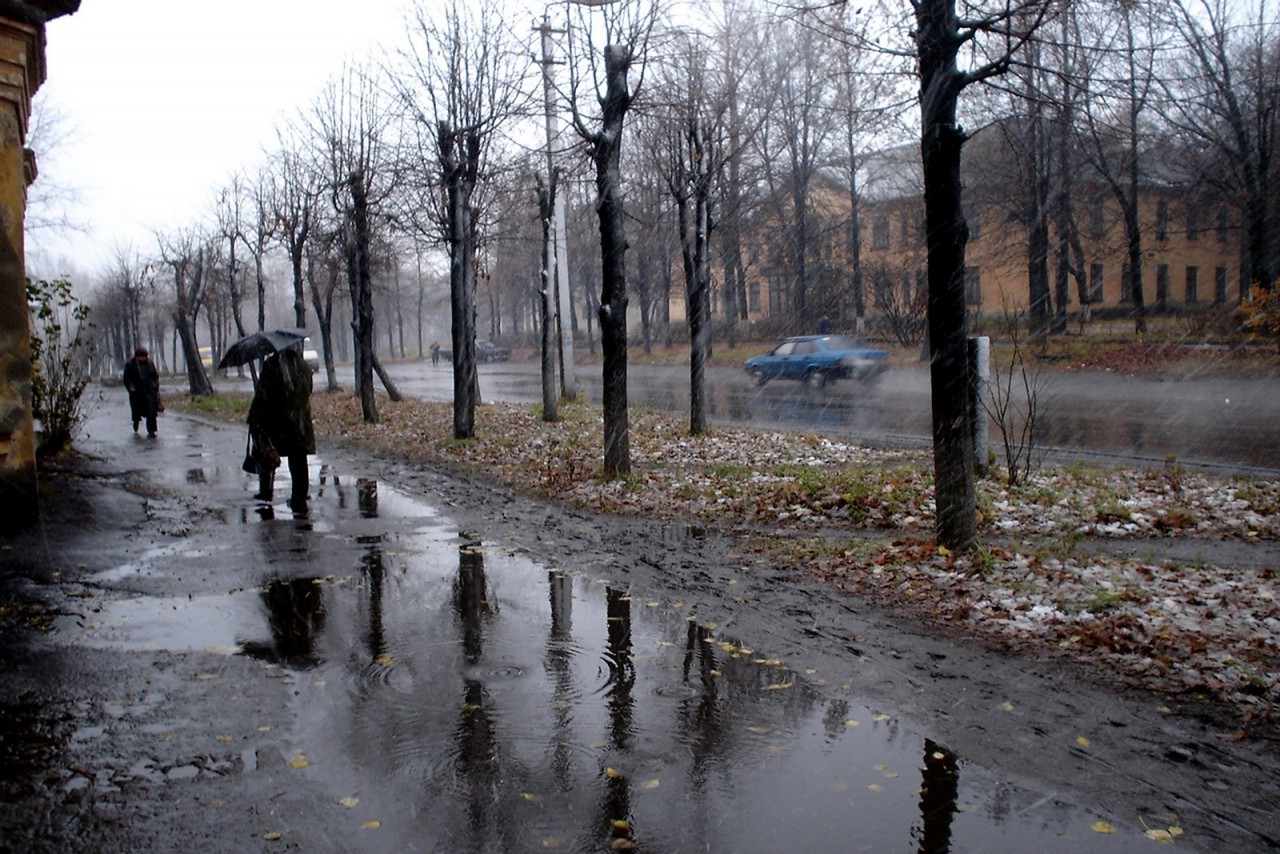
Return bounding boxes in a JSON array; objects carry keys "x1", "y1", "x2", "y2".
[{"x1": 969, "y1": 335, "x2": 990, "y2": 477}]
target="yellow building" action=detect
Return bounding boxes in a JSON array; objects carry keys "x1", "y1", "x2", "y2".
[
  {"x1": 0, "y1": 2, "x2": 81, "y2": 532},
  {"x1": 667, "y1": 135, "x2": 1244, "y2": 332}
]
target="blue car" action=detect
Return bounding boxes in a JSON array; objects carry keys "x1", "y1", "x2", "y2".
[{"x1": 744, "y1": 334, "x2": 888, "y2": 390}]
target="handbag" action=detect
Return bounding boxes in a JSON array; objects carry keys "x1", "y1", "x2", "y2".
[{"x1": 241, "y1": 430, "x2": 257, "y2": 474}]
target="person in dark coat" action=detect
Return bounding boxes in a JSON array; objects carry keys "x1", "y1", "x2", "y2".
[
  {"x1": 247, "y1": 346, "x2": 316, "y2": 508},
  {"x1": 122, "y1": 346, "x2": 161, "y2": 437}
]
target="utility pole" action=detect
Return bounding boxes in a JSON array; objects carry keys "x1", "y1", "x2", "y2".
[{"x1": 536, "y1": 14, "x2": 578, "y2": 401}]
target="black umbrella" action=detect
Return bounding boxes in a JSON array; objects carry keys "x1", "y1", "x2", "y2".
[{"x1": 217, "y1": 328, "x2": 310, "y2": 370}]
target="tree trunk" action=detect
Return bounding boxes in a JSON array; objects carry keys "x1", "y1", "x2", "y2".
[
  {"x1": 917, "y1": 0, "x2": 977, "y2": 551},
  {"x1": 592, "y1": 45, "x2": 634, "y2": 477},
  {"x1": 441, "y1": 123, "x2": 479, "y2": 440},
  {"x1": 349, "y1": 169, "x2": 378, "y2": 423}
]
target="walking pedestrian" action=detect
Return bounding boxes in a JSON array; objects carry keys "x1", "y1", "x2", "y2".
[
  {"x1": 122, "y1": 346, "x2": 161, "y2": 437},
  {"x1": 247, "y1": 346, "x2": 315, "y2": 510},
  {"x1": 430, "y1": 340, "x2": 440, "y2": 367}
]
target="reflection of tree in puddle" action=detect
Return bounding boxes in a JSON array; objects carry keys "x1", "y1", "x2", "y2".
[
  {"x1": 545, "y1": 569, "x2": 574, "y2": 790},
  {"x1": 451, "y1": 536, "x2": 522, "y2": 850},
  {"x1": 600, "y1": 587, "x2": 636, "y2": 849},
  {"x1": 916, "y1": 739, "x2": 959, "y2": 854},
  {"x1": 678, "y1": 621, "x2": 721, "y2": 790}
]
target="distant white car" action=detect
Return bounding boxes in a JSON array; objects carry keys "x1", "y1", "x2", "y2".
[{"x1": 302, "y1": 338, "x2": 320, "y2": 371}]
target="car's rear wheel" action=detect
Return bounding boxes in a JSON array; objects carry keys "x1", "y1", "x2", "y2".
[{"x1": 805, "y1": 369, "x2": 826, "y2": 390}]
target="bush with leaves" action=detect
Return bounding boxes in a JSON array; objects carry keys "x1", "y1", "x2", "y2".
[
  {"x1": 27, "y1": 277, "x2": 94, "y2": 456},
  {"x1": 1240, "y1": 285, "x2": 1280, "y2": 348}
]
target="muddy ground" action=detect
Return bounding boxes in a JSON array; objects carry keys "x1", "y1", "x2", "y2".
[{"x1": 1, "y1": 409, "x2": 1277, "y2": 851}]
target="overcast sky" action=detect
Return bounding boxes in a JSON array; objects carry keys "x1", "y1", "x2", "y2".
[{"x1": 30, "y1": 0, "x2": 412, "y2": 275}]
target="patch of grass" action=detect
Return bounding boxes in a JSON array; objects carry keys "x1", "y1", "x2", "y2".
[
  {"x1": 173, "y1": 391, "x2": 250, "y2": 420},
  {"x1": 1094, "y1": 498, "x2": 1133, "y2": 524}
]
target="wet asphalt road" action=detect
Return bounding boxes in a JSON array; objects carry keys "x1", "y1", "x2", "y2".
[
  {"x1": 374, "y1": 359, "x2": 1280, "y2": 476},
  {"x1": 3, "y1": 384, "x2": 1277, "y2": 851}
]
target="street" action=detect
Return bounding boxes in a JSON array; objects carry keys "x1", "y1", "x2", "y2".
[{"x1": 381, "y1": 358, "x2": 1280, "y2": 475}]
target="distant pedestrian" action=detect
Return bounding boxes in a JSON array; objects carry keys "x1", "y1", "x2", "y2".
[
  {"x1": 247, "y1": 346, "x2": 315, "y2": 510},
  {"x1": 817, "y1": 317, "x2": 832, "y2": 335},
  {"x1": 122, "y1": 346, "x2": 161, "y2": 437},
  {"x1": 430, "y1": 340, "x2": 440, "y2": 367}
]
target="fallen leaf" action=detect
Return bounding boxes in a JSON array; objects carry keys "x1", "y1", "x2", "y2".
[
  {"x1": 522, "y1": 792, "x2": 539, "y2": 802},
  {"x1": 1091, "y1": 821, "x2": 1115, "y2": 834},
  {"x1": 642, "y1": 779, "x2": 660, "y2": 789},
  {"x1": 374, "y1": 654, "x2": 395, "y2": 667},
  {"x1": 605, "y1": 767, "x2": 622, "y2": 779},
  {"x1": 873, "y1": 713, "x2": 891, "y2": 722},
  {"x1": 1076, "y1": 736, "x2": 1091, "y2": 748},
  {"x1": 339, "y1": 797, "x2": 359, "y2": 808},
  {"x1": 867, "y1": 783, "x2": 883, "y2": 792},
  {"x1": 1000, "y1": 701, "x2": 1014, "y2": 712},
  {"x1": 361, "y1": 820, "x2": 381, "y2": 830},
  {"x1": 844, "y1": 719, "x2": 860, "y2": 727},
  {"x1": 263, "y1": 831, "x2": 282, "y2": 841}
]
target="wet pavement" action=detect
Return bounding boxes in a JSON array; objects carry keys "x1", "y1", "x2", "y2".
[{"x1": 3, "y1": 390, "x2": 1276, "y2": 851}]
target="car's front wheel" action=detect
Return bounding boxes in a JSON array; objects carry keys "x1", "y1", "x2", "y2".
[
  {"x1": 750, "y1": 368, "x2": 768, "y2": 387},
  {"x1": 805, "y1": 369, "x2": 827, "y2": 390}
]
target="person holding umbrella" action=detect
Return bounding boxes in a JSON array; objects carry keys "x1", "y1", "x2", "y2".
[
  {"x1": 122, "y1": 346, "x2": 161, "y2": 437},
  {"x1": 247, "y1": 343, "x2": 315, "y2": 509}
]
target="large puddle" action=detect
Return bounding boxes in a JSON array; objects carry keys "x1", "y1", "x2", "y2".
[{"x1": 56, "y1": 467, "x2": 1154, "y2": 851}]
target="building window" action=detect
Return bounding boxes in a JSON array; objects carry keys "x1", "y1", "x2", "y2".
[
  {"x1": 1214, "y1": 267, "x2": 1228, "y2": 304},
  {"x1": 1090, "y1": 198, "x2": 1106, "y2": 241},
  {"x1": 966, "y1": 204, "x2": 981, "y2": 240},
  {"x1": 1089, "y1": 263, "x2": 1104, "y2": 304},
  {"x1": 964, "y1": 266, "x2": 981, "y2": 307},
  {"x1": 1187, "y1": 206, "x2": 1200, "y2": 241},
  {"x1": 872, "y1": 216, "x2": 890, "y2": 250},
  {"x1": 1120, "y1": 264, "x2": 1131, "y2": 303},
  {"x1": 1156, "y1": 263, "x2": 1170, "y2": 309},
  {"x1": 748, "y1": 279, "x2": 760, "y2": 313},
  {"x1": 1156, "y1": 200, "x2": 1170, "y2": 241},
  {"x1": 872, "y1": 269, "x2": 893, "y2": 309},
  {"x1": 899, "y1": 212, "x2": 912, "y2": 249},
  {"x1": 1185, "y1": 266, "x2": 1199, "y2": 303},
  {"x1": 1216, "y1": 206, "x2": 1229, "y2": 242}
]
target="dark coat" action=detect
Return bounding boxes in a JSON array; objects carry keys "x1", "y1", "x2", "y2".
[
  {"x1": 122, "y1": 357, "x2": 160, "y2": 421},
  {"x1": 247, "y1": 349, "x2": 315, "y2": 457}
]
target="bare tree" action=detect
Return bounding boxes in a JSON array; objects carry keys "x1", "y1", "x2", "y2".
[
  {"x1": 1075, "y1": 0, "x2": 1165, "y2": 334},
  {"x1": 396, "y1": 0, "x2": 533, "y2": 439},
  {"x1": 267, "y1": 142, "x2": 319, "y2": 331},
  {"x1": 648, "y1": 27, "x2": 726, "y2": 436},
  {"x1": 565, "y1": 0, "x2": 660, "y2": 476},
  {"x1": 912, "y1": 0, "x2": 1056, "y2": 551},
  {"x1": 157, "y1": 227, "x2": 214, "y2": 395},
  {"x1": 301, "y1": 65, "x2": 399, "y2": 422},
  {"x1": 1163, "y1": 0, "x2": 1279, "y2": 295}
]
